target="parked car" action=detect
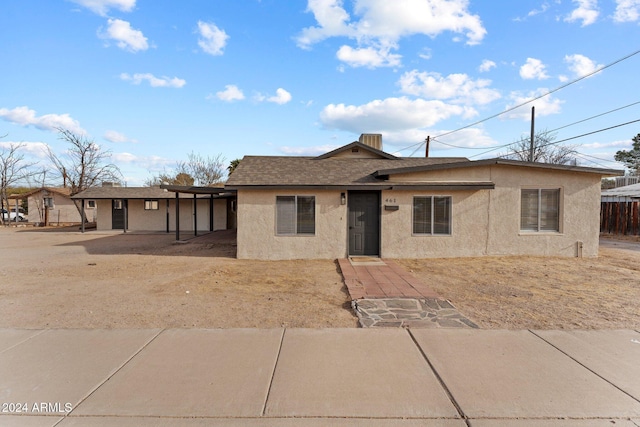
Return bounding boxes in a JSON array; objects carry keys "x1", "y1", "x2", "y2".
[{"x1": 1, "y1": 208, "x2": 26, "y2": 222}]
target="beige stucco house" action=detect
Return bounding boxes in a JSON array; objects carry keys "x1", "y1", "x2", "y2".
[
  {"x1": 226, "y1": 135, "x2": 622, "y2": 260},
  {"x1": 21, "y1": 187, "x2": 93, "y2": 226},
  {"x1": 71, "y1": 186, "x2": 234, "y2": 233}
]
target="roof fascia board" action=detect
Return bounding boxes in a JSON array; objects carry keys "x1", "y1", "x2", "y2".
[
  {"x1": 376, "y1": 158, "x2": 624, "y2": 177},
  {"x1": 315, "y1": 141, "x2": 399, "y2": 160},
  {"x1": 226, "y1": 183, "x2": 494, "y2": 191}
]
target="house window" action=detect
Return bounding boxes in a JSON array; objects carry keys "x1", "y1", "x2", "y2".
[
  {"x1": 86, "y1": 200, "x2": 96, "y2": 208},
  {"x1": 276, "y1": 196, "x2": 315, "y2": 235},
  {"x1": 114, "y1": 200, "x2": 123, "y2": 210},
  {"x1": 413, "y1": 196, "x2": 451, "y2": 235},
  {"x1": 520, "y1": 189, "x2": 560, "y2": 232},
  {"x1": 144, "y1": 199, "x2": 159, "y2": 210},
  {"x1": 43, "y1": 197, "x2": 54, "y2": 209}
]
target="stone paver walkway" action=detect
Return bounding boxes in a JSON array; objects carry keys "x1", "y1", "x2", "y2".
[
  {"x1": 353, "y1": 298, "x2": 479, "y2": 328},
  {"x1": 338, "y1": 258, "x2": 478, "y2": 328}
]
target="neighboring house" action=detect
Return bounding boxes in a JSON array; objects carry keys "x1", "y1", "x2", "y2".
[
  {"x1": 19, "y1": 187, "x2": 93, "y2": 226},
  {"x1": 601, "y1": 183, "x2": 640, "y2": 235},
  {"x1": 71, "y1": 186, "x2": 234, "y2": 233},
  {"x1": 226, "y1": 134, "x2": 622, "y2": 260}
]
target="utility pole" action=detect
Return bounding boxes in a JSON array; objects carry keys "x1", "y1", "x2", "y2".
[
  {"x1": 425, "y1": 136, "x2": 430, "y2": 158},
  {"x1": 529, "y1": 106, "x2": 535, "y2": 162}
]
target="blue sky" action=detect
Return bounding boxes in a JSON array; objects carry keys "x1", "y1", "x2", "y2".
[{"x1": 2, "y1": 0, "x2": 640, "y2": 185}]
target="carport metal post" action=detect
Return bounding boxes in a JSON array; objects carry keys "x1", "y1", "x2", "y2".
[
  {"x1": 81, "y1": 199, "x2": 85, "y2": 233},
  {"x1": 209, "y1": 194, "x2": 214, "y2": 231},
  {"x1": 193, "y1": 194, "x2": 198, "y2": 237},
  {"x1": 166, "y1": 199, "x2": 170, "y2": 233},
  {"x1": 175, "y1": 192, "x2": 180, "y2": 240},
  {"x1": 123, "y1": 199, "x2": 128, "y2": 233}
]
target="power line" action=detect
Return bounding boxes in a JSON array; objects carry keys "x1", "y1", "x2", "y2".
[
  {"x1": 399, "y1": 48, "x2": 640, "y2": 157},
  {"x1": 429, "y1": 47, "x2": 640, "y2": 141},
  {"x1": 547, "y1": 100, "x2": 640, "y2": 133},
  {"x1": 493, "y1": 118, "x2": 640, "y2": 159}
]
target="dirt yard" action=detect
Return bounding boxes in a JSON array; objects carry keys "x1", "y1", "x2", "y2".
[{"x1": 1, "y1": 227, "x2": 639, "y2": 329}]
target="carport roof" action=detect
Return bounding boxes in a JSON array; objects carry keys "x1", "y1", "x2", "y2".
[{"x1": 72, "y1": 187, "x2": 193, "y2": 199}]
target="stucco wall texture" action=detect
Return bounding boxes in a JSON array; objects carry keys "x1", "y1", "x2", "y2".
[
  {"x1": 236, "y1": 165, "x2": 602, "y2": 260},
  {"x1": 95, "y1": 198, "x2": 228, "y2": 232}
]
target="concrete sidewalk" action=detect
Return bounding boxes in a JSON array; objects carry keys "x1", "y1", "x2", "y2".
[{"x1": 1, "y1": 328, "x2": 640, "y2": 426}]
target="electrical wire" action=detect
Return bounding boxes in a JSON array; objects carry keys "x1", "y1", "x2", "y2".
[
  {"x1": 547, "y1": 100, "x2": 640, "y2": 133},
  {"x1": 399, "y1": 48, "x2": 640, "y2": 155},
  {"x1": 493, "y1": 118, "x2": 640, "y2": 159},
  {"x1": 432, "y1": 48, "x2": 640, "y2": 141}
]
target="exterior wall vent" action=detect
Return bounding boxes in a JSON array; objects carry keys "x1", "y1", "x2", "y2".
[{"x1": 359, "y1": 133, "x2": 382, "y2": 150}]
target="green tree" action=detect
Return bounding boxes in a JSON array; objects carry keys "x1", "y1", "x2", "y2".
[
  {"x1": 227, "y1": 158, "x2": 241, "y2": 175},
  {"x1": 614, "y1": 133, "x2": 640, "y2": 175}
]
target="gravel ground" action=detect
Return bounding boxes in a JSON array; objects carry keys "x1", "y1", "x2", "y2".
[{"x1": 1, "y1": 227, "x2": 638, "y2": 329}]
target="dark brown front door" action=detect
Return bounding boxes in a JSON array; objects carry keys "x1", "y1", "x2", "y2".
[
  {"x1": 348, "y1": 192, "x2": 380, "y2": 256},
  {"x1": 112, "y1": 199, "x2": 127, "y2": 229}
]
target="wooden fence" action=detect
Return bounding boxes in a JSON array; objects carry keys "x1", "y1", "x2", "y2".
[{"x1": 601, "y1": 201, "x2": 640, "y2": 235}]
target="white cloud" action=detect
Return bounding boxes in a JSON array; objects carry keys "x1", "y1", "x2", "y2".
[
  {"x1": 104, "y1": 130, "x2": 137, "y2": 143},
  {"x1": 582, "y1": 139, "x2": 633, "y2": 149},
  {"x1": 100, "y1": 19, "x2": 148, "y2": 52},
  {"x1": 215, "y1": 85, "x2": 245, "y2": 102},
  {"x1": 296, "y1": 0, "x2": 486, "y2": 68},
  {"x1": 279, "y1": 144, "x2": 341, "y2": 155},
  {"x1": 320, "y1": 97, "x2": 475, "y2": 133},
  {"x1": 197, "y1": 21, "x2": 229, "y2": 56},
  {"x1": 68, "y1": 0, "x2": 135, "y2": 16},
  {"x1": 565, "y1": 0, "x2": 599, "y2": 26},
  {"x1": 0, "y1": 141, "x2": 50, "y2": 159},
  {"x1": 503, "y1": 89, "x2": 563, "y2": 120},
  {"x1": 478, "y1": 59, "x2": 496, "y2": 72},
  {"x1": 519, "y1": 57, "x2": 549, "y2": 80},
  {"x1": 0, "y1": 106, "x2": 85, "y2": 134},
  {"x1": 336, "y1": 44, "x2": 401, "y2": 68},
  {"x1": 614, "y1": 0, "x2": 640, "y2": 22},
  {"x1": 269, "y1": 88, "x2": 293, "y2": 104},
  {"x1": 120, "y1": 73, "x2": 186, "y2": 88},
  {"x1": 564, "y1": 53, "x2": 603, "y2": 78},
  {"x1": 398, "y1": 70, "x2": 501, "y2": 105}
]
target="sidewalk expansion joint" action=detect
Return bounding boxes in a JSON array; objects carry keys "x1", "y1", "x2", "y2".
[
  {"x1": 528, "y1": 330, "x2": 640, "y2": 405},
  {"x1": 64, "y1": 328, "x2": 166, "y2": 419},
  {"x1": 261, "y1": 328, "x2": 286, "y2": 416},
  {"x1": 407, "y1": 329, "x2": 470, "y2": 426},
  {"x1": 0, "y1": 329, "x2": 47, "y2": 355}
]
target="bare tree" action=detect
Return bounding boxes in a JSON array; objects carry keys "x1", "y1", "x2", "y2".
[
  {"x1": 146, "y1": 151, "x2": 226, "y2": 187},
  {"x1": 47, "y1": 128, "x2": 122, "y2": 219},
  {"x1": 0, "y1": 139, "x2": 38, "y2": 225},
  {"x1": 145, "y1": 169, "x2": 195, "y2": 187},
  {"x1": 24, "y1": 166, "x2": 53, "y2": 224},
  {"x1": 500, "y1": 129, "x2": 578, "y2": 165},
  {"x1": 177, "y1": 152, "x2": 226, "y2": 186}
]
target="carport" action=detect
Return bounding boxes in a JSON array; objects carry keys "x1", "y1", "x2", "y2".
[{"x1": 160, "y1": 185, "x2": 237, "y2": 241}]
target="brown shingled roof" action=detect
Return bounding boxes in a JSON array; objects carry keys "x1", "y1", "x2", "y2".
[{"x1": 225, "y1": 156, "x2": 470, "y2": 188}]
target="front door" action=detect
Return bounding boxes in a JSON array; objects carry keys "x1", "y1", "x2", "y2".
[
  {"x1": 112, "y1": 199, "x2": 127, "y2": 229},
  {"x1": 348, "y1": 191, "x2": 380, "y2": 256}
]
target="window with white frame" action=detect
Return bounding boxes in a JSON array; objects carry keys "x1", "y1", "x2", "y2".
[
  {"x1": 276, "y1": 196, "x2": 315, "y2": 235},
  {"x1": 86, "y1": 200, "x2": 96, "y2": 208},
  {"x1": 144, "y1": 199, "x2": 159, "y2": 210},
  {"x1": 520, "y1": 188, "x2": 560, "y2": 232},
  {"x1": 413, "y1": 196, "x2": 451, "y2": 235}
]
